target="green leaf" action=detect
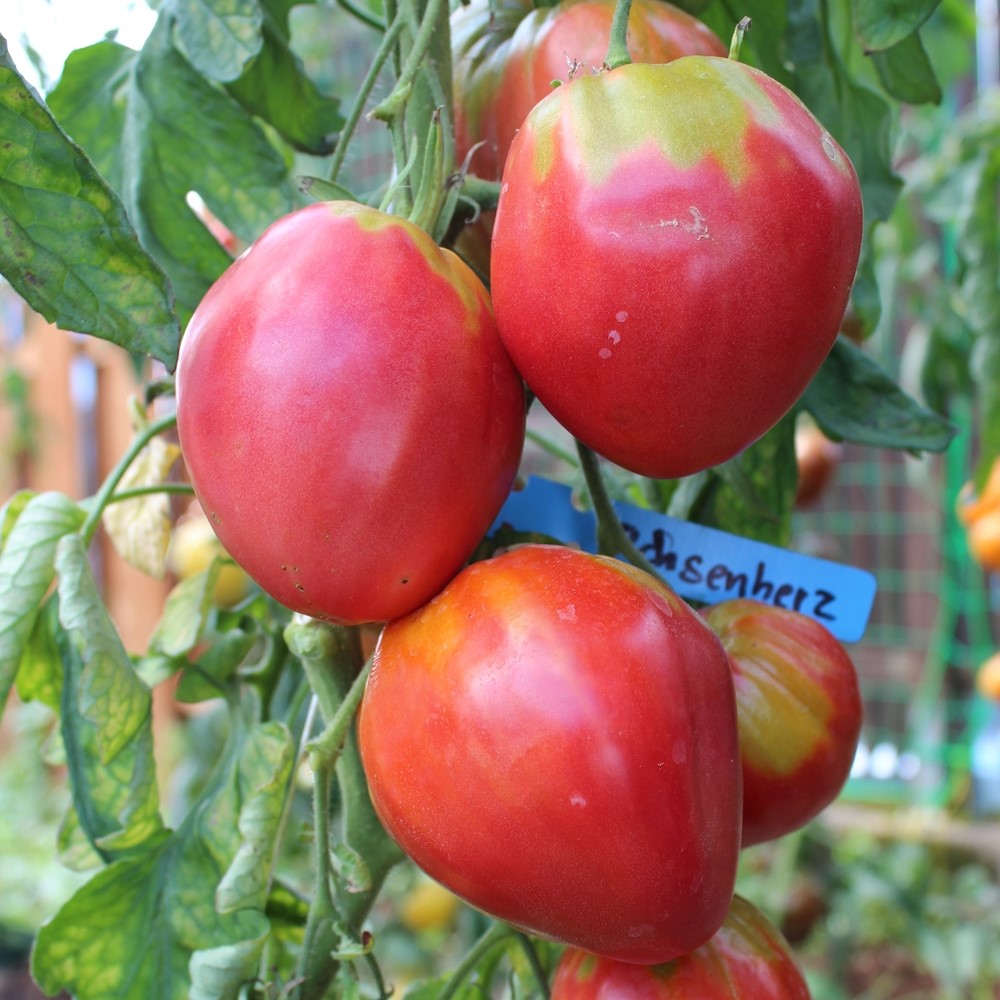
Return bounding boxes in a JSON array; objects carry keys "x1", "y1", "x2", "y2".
[
  {"x1": 803, "y1": 337, "x2": 956, "y2": 451},
  {"x1": 871, "y1": 31, "x2": 942, "y2": 105},
  {"x1": 149, "y1": 566, "x2": 222, "y2": 659},
  {"x1": 176, "y1": 625, "x2": 258, "y2": 703},
  {"x1": 0, "y1": 491, "x2": 84, "y2": 722},
  {"x1": 32, "y1": 718, "x2": 294, "y2": 1000},
  {"x1": 0, "y1": 37, "x2": 180, "y2": 366},
  {"x1": 47, "y1": 17, "x2": 299, "y2": 328},
  {"x1": 0, "y1": 488, "x2": 35, "y2": 550},
  {"x1": 225, "y1": 0, "x2": 342, "y2": 155},
  {"x1": 56, "y1": 533, "x2": 165, "y2": 857},
  {"x1": 852, "y1": 0, "x2": 940, "y2": 51},
  {"x1": 691, "y1": 416, "x2": 797, "y2": 546},
  {"x1": 34, "y1": 42, "x2": 133, "y2": 190},
  {"x1": 16, "y1": 594, "x2": 63, "y2": 711},
  {"x1": 298, "y1": 175, "x2": 357, "y2": 203},
  {"x1": 171, "y1": 0, "x2": 265, "y2": 83}
]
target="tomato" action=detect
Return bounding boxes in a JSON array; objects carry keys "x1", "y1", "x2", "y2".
[
  {"x1": 957, "y1": 456, "x2": 1000, "y2": 527},
  {"x1": 977, "y1": 652, "x2": 1000, "y2": 702},
  {"x1": 359, "y1": 544, "x2": 741, "y2": 963},
  {"x1": 168, "y1": 505, "x2": 250, "y2": 608},
  {"x1": 491, "y1": 58, "x2": 863, "y2": 478},
  {"x1": 552, "y1": 896, "x2": 810, "y2": 1000},
  {"x1": 703, "y1": 599, "x2": 862, "y2": 847},
  {"x1": 451, "y1": 0, "x2": 723, "y2": 272},
  {"x1": 794, "y1": 422, "x2": 842, "y2": 507},
  {"x1": 968, "y1": 509, "x2": 1000, "y2": 570},
  {"x1": 176, "y1": 201, "x2": 525, "y2": 625},
  {"x1": 452, "y1": 0, "x2": 724, "y2": 185},
  {"x1": 398, "y1": 876, "x2": 462, "y2": 932}
]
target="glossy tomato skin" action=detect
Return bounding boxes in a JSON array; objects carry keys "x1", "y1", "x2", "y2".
[
  {"x1": 176, "y1": 201, "x2": 525, "y2": 625},
  {"x1": 703, "y1": 600, "x2": 862, "y2": 847},
  {"x1": 451, "y1": 0, "x2": 723, "y2": 273},
  {"x1": 452, "y1": 0, "x2": 724, "y2": 182},
  {"x1": 359, "y1": 544, "x2": 741, "y2": 963},
  {"x1": 491, "y1": 59, "x2": 864, "y2": 479},
  {"x1": 552, "y1": 896, "x2": 810, "y2": 1000}
]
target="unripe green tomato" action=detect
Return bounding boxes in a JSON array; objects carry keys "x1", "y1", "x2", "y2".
[{"x1": 491, "y1": 58, "x2": 863, "y2": 479}]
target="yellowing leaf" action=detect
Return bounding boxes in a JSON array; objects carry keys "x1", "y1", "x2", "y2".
[{"x1": 102, "y1": 437, "x2": 181, "y2": 580}]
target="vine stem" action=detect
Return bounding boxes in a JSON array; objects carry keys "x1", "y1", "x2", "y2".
[
  {"x1": 370, "y1": 0, "x2": 448, "y2": 124},
  {"x1": 329, "y1": 14, "x2": 406, "y2": 184},
  {"x1": 437, "y1": 922, "x2": 515, "y2": 1000},
  {"x1": 101, "y1": 483, "x2": 195, "y2": 505},
  {"x1": 307, "y1": 659, "x2": 372, "y2": 768},
  {"x1": 79, "y1": 411, "x2": 178, "y2": 546},
  {"x1": 516, "y1": 933, "x2": 551, "y2": 1000},
  {"x1": 604, "y1": 0, "x2": 633, "y2": 70},
  {"x1": 575, "y1": 439, "x2": 662, "y2": 579},
  {"x1": 336, "y1": 0, "x2": 384, "y2": 30}
]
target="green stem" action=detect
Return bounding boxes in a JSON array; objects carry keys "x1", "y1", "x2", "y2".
[
  {"x1": 516, "y1": 934, "x2": 551, "y2": 1000},
  {"x1": 79, "y1": 412, "x2": 178, "y2": 546},
  {"x1": 308, "y1": 659, "x2": 372, "y2": 768},
  {"x1": 379, "y1": 137, "x2": 421, "y2": 214},
  {"x1": 370, "y1": 0, "x2": 448, "y2": 124},
  {"x1": 329, "y1": 15, "x2": 406, "y2": 184},
  {"x1": 575, "y1": 440, "x2": 661, "y2": 578},
  {"x1": 526, "y1": 428, "x2": 579, "y2": 468},
  {"x1": 102, "y1": 483, "x2": 196, "y2": 506},
  {"x1": 728, "y1": 16, "x2": 751, "y2": 61},
  {"x1": 604, "y1": 0, "x2": 633, "y2": 70},
  {"x1": 336, "y1": 0, "x2": 385, "y2": 30},
  {"x1": 409, "y1": 112, "x2": 446, "y2": 233},
  {"x1": 438, "y1": 923, "x2": 515, "y2": 1000},
  {"x1": 295, "y1": 746, "x2": 339, "y2": 1000}
]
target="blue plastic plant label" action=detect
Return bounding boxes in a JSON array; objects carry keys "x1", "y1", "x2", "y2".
[{"x1": 489, "y1": 476, "x2": 877, "y2": 643}]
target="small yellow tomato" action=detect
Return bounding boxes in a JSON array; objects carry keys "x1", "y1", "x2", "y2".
[
  {"x1": 399, "y1": 877, "x2": 461, "y2": 932},
  {"x1": 977, "y1": 652, "x2": 1000, "y2": 702},
  {"x1": 168, "y1": 508, "x2": 250, "y2": 607}
]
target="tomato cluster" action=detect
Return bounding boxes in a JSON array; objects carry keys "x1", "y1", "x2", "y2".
[{"x1": 175, "y1": 0, "x2": 866, "y2": 992}]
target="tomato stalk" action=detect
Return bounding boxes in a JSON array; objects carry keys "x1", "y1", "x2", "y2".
[
  {"x1": 437, "y1": 922, "x2": 516, "y2": 1000},
  {"x1": 728, "y1": 16, "x2": 752, "y2": 61},
  {"x1": 284, "y1": 618, "x2": 403, "y2": 1000},
  {"x1": 78, "y1": 411, "x2": 178, "y2": 546},
  {"x1": 328, "y1": 14, "x2": 406, "y2": 186},
  {"x1": 364, "y1": 0, "x2": 457, "y2": 236},
  {"x1": 604, "y1": 0, "x2": 634, "y2": 70},
  {"x1": 576, "y1": 440, "x2": 662, "y2": 578}
]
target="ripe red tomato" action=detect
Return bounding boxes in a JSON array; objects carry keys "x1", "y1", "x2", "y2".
[
  {"x1": 552, "y1": 895, "x2": 809, "y2": 999},
  {"x1": 451, "y1": 0, "x2": 724, "y2": 272},
  {"x1": 703, "y1": 599, "x2": 862, "y2": 847},
  {"x1": 452, "y1": 0, "x2": 724, "y2": 184},
  {"x1": 175, "y1": 201, "x2": 525, "y2": 625},
  {"x1": 359, "y1": 544, "x2": 741, "y2": 963},
  {"x1": 491, "y1": 58, "x2": 863, "y2": 478}
]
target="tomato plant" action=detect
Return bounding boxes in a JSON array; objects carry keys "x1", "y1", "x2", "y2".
[
  {"x1": 359, "y1": 544, "x2": 741, "y2": 963},
  {"x1": 491, "y1": 54, "x2": 863, "y2": 478},
  {"x1": 703, "y1": 599, "x2": 862, "y2": 847},
  {"x1": 552, "y1": 896, "x2": 809, "y2": 999},
  {"x1": 0, "y1": 0, "x2": 971, "y2": 998},
  {"x1": 176, "y1": 200, "x2": 526, "y2": 626}
]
